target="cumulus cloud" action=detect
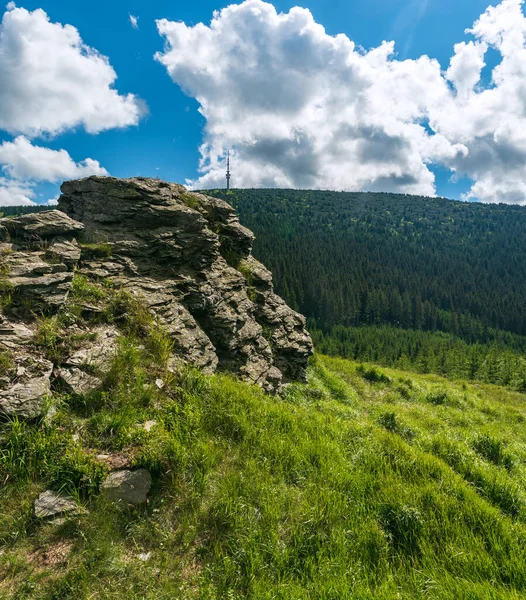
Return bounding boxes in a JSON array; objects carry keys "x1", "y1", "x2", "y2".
[
  {"x1": 155, "y1": 0, "x2": 526, "y2": 204},
  {"x1": 0, "y1": 5, "x2": 142, "y2": 137},
  {"x1": 129, "y1": 14, "x2": 139, "y2": 29},
  {"x1": 0, "y1": 178, "x2": 35, "y2": 206},
  {"x1": 0, "y1": 5, "x2": 139, "y2": 206},
  {"x1": 0, "y1": 136, "x2": 108, "y2": 181},
  {"x1": 0, "y1": 137, "x2": 107, "y2": 206}
]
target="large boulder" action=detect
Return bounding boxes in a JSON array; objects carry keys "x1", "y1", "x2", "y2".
[
  {"x1": 0, "y1": 177, "x2": 311, "y2": 397},
  {"x1": 0, "y1": 210, "x2": 84, "y2": 241},
  {"x1": 46, "y1": 238, "x2": 81, "y2": 270}
]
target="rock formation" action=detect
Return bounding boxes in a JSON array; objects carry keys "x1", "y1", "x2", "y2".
[{"x1": 0, "y1": 176, "x2": 313, "y2": 418}]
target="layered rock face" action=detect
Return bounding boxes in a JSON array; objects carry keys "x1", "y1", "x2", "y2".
[{"x1": 0, "y1": 176, "x2": 312, "y2": 416}]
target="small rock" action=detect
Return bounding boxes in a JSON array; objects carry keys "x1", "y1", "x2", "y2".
[
  {"x1": 56, "y1": 367, "x2": 102, "y2": 396},
  {"x1": 0, "y1": 358, "x2": 53, "y2": 418},
  {"x1": 95, "y1": 452, "x2": 132, "y2": 470},
  {"x1": 43, "y1": 404, "x2": 58, "y2": 426},
  {"x1": 65, "y1": 326, "x2": 119, "y2": 373},
  {"x1": 143, "y1": 420, "x2": 157, "y2": 432},
  {"x1": 101, "y1": 469, "x2": 152, "y2": 505},
  {"x1": 34, "y1": 490, "x2": 78, "y2": 519},
  {"x1": 155, "y1": 378, "x2": 165, "y2": 390}
]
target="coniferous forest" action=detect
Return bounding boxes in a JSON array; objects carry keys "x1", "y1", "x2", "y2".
[{"x1": 205, "y1": 189, "x2": 526, "y2": 387}]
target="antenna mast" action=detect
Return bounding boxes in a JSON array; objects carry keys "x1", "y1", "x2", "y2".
[{"x1": 226, "y1": 151, "x2": 231, "y2": 191}]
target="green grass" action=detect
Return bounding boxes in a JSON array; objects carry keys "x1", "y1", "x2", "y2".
[
  {"x1": 79, "y1": 243, "x2": 113, "y2": 259},
  {"x1": 2, "y1": 320, "x2": 526, "y2": 597}
]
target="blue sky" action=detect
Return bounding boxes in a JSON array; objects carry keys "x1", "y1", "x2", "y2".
[{"x1": 0, "y1": 0, "x2": 524, "y2": 204}]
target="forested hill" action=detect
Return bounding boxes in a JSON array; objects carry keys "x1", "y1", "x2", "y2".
[
  {"x1": 204, "y1": 189, "x2": 526, "y2": 342},
  {"x1": 0, "y1": 205, "x2": 51, "y2": 217}
]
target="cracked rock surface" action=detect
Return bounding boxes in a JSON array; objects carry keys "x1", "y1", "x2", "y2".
[{"x1": 59, "y1": 176, "x2": 313, "y2": 392}]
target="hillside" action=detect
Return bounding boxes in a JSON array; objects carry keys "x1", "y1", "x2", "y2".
[
  {"x1": 0, "y1": 206, "x2": 51, "y2": 218},
  {"x1": 205, "y1": 189, "x2": 526, "y2": 338},
  {"x1": 204, "y1": 189, "x2": 526, "y2": 386},
  {"x1": 2, "y1": 344, "x2": 526, "y2": 598}
]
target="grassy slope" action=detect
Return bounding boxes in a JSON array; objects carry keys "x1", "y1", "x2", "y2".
[{"x1": 1, "y1": 337, "x2": 526, "y2": 599}]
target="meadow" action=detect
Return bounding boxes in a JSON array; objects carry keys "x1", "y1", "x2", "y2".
[{"x1": 1, "y1": 324, "x2": 526, "y2": 598}]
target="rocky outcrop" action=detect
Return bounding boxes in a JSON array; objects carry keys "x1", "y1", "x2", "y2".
[
  {"x1": 58, "y1": 176, "x2": 313, "y2": 392},
  {"x1": 0, "y1": 176, "x2": 312, "y2": 413}
]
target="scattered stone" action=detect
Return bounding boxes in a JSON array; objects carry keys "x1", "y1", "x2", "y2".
[
  {"x1": 143, "y1": 420, "x2": 157, "y2": 432},
  {"x1": 65, "y1": 326, "x2": 119, "y2": 373},
  {"x1": 101, "y1": 469, "x2": 152, "y2": 505},
  {"x1": 155, "y1": 378, "x2": 165, "y2": 390},
  {"x1": 34, "y1": 490, "x2": 78, "y2": 519},
  {"x1": 56, "y1": 367, "x2": 102, "y2": 396},
  {"x1": 95, "y1": 452, "x2": 133, "y2": 470},
  {"x1": 0, "y1": 357, "x2": 53, "y2": 418}
]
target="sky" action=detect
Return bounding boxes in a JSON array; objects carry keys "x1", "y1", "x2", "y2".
[{"x1": 0, "y1": 0, "x2": 525, "y2": 205}]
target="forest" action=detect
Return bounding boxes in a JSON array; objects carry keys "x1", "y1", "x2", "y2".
[
  {"x1": 205, "y1": 188, "x2": 526, "y2": 387},
  {"x1": 0, "y1": 205, "x2": 51, "y2": 218}
]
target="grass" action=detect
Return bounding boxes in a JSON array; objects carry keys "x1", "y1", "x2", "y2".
[
  {"x1": 79, "y1": 243, "x2": 113, "y2": 259},
  {"x1": 2, "y1": 275, "x2": 526, "y2": 598},
  {"x1": 0, "y1": 349, "x2": 14, "y2": 377}
]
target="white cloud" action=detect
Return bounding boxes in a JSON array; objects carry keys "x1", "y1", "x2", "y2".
[
  {"x1": 47, "y1": 197, "x2": 59, "y2": 206},
  {"x1": 0, "y1": 6, "x2": 143, "y2": 137},
  {"x1": 0, "y1": 178, "x2": 35, "y2": 206},
  {"x1": 129, "y1": 14, "x2": 139, "y2": 29},
  {"x1": 0, "y1": 136, "x2": 108, "y2": 181},
  {"x1": 155, "y1": 0, "x2": 526, "y2": 204}
]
